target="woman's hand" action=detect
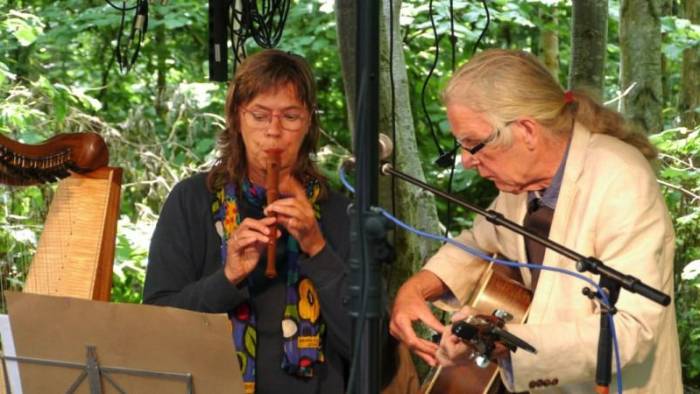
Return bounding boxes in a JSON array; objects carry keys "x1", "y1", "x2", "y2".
[
  {"x1": 224, "y1": 216, "x2": 278, "y2": 285},
  {"x1": 264, "y1": 176, "x2": 326, "y2": 257}
]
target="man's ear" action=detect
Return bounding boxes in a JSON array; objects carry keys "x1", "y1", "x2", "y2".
[{"x1": 515, "y1": 117, "x2": 540, "y2": 151}]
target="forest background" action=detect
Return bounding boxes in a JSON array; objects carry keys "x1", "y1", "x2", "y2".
[{"x1": 1, "y1": 0, "x2": 699, "y2": 390}]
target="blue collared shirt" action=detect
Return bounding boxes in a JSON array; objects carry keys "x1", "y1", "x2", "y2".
[{"x1": 527, "y1": 140, "x2": 570, "y2": 211}]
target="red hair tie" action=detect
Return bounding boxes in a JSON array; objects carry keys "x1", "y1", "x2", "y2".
[{"x1": 563, "y1": 90, "x2": 575, "y2": 104}]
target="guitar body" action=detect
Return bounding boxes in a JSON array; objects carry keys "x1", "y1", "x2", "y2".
[{"x1": 421, "y1": 264, "x2": 533, "y2": 394}]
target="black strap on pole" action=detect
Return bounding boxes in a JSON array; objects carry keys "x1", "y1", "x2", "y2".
[
  {"x1": 208, "y1": 0, "x2": 231, "y2": 82},
  {"x1": 347, "y1": 1, "x2": 382, "y2": 393}
]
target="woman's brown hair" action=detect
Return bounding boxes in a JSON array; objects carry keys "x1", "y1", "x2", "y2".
[{"x1": 207, "y1": 49, "x2": 327, "y2": 197}]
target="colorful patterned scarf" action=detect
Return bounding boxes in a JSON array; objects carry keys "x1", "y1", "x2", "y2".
[{"x1": 212, "y1": 178, "x2": 325, "y2": 394}]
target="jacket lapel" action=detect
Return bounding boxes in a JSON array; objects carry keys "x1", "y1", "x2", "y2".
[{"x1": 527, "y1": 123, "x2": 590, "y2": 323}]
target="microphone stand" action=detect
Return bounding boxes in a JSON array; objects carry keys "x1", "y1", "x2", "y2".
[
  {"x1": 347, "y1": 2, "x2": 386, "y2": 393},
  {"x1": 380, "y1": 163, "x2": 671, "y2": 391}
]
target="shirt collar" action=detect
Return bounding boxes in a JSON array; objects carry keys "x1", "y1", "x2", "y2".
[{"x1": 528, "y1": 139, "x2": 571, "y2": 210}]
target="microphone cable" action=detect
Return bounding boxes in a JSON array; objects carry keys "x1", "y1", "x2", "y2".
[
  {"x1": 420, "y1": 0, "x2": 443, "y2": 157},
  {"x1": 241, "y1": 0, "x2": 290, "y2": 49},
  {"x1": 230, "y1": 0, "x2": 249, "y2": 70},
  {"x1": 107, "y1": 0, "x2": 149, "y2": 75},
  {"x1": 385, "y1": 0, "x2": 398, "y2": 298},
  {"x1": 431, "y1": 0, "x2": 491, "y2": 239},
  {"x1": 338, "y1": 165, "x2": 625, "y2": 394},
  {"x1": 227, "y1": 0, "x2": 290, "y2": 75}
]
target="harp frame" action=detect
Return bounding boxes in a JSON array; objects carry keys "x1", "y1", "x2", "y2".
[{"x1": 21, "y1": 166, "x2": 123, "y2": 301}]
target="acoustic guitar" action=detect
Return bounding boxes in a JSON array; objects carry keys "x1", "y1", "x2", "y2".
[{"x1": 421, "y1": 263, "x2": 533, "y2": 394}]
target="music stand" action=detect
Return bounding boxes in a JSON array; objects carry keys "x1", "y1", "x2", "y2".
[{"x1": 1, "y1": 292, "x2": 244, "y2": 394}]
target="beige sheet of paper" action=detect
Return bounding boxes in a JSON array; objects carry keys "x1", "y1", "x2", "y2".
[
  {"x1": 6, "y1": 292, "x2": 244, "y2": 394},
  {"x1": 0, "y1": 314, "x2": 22, "y2": 394}
]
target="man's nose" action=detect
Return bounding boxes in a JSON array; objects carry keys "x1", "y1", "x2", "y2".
[{"x1": 460, "y1": 149, "x2": 478, "y2": 168}]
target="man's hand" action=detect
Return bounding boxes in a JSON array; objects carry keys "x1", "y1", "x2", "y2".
[
  {"x1": 389, "y1": 271, "x2": 448, "y2": 366},
  {"x1": 436, "y1": 306, "x2": 510, "y2": 367}
]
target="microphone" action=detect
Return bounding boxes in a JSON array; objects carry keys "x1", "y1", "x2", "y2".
[
  {"x1": 452, "y1": 316, "x2": 536, "y2": 355},
  {"x1": 378, "y1": 133, "x2": 394, "y2": 161},
  {"x1": 434, "y1": 144, "x2": 458, "y2": 168},
  {"x1": 342, "y1": 133, "x2": 394, "y2": 168}
]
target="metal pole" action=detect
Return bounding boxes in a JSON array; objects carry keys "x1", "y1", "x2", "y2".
[{"x1": 348, "y1": 1, "x2": 382, "y2": 393}]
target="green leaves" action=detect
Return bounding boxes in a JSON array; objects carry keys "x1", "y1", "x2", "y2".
[
  {"x1": 3, "y1": 10, "x2": 45, "y2": 47},
  {"x1": 653, "y1": 124, "x2": 700, "y2": 385}
]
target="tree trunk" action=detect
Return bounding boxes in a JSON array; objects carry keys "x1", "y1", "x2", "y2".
[
  {"x1": 335, "y1": 1, "x2": 357, "y2": 145},
  {"x1": 155, "y1": 14, "x2": 168, "y2": 118},
  {"x1": 335, "y1": 0, "x2": 441, "y2": 297},
  {"x1": 569, "y1": 0, "x2": 607, "y2": 99},
  {"x1": 539, "y1": 6, "x2": 559, "y2": 80},
  {"x1": 378, "y1": 0, "x2": 441, "y2": 297},
  {"x1": 619, "y1": 0, "x2": 664, "y2": 133},
  {"x1": 660, "y1": 0, "x2": 674, "y2": 107},
  {"x1": 680, "y1": 0, "x2": 700, "y2": 127}
]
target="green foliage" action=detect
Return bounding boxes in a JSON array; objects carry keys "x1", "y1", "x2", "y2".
[
  {"x1": 0, "y1": 1, "x2": 698, "y2": 388},
  {"x1": 651, "y1": 126, "x2": 700, "y2": 386},
  {"x1": 111, "y1": 216, "x2": 154, "y2": 303}
]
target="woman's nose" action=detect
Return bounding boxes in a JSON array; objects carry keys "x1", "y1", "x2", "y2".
[{"x1": 265, "y1": 117, "x2": 283, "y2": 136}]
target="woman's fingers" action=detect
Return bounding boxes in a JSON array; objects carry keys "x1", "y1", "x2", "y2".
[
  {"x1": 278, "y1": 175, "x2": 306, "y2": 199},
  {"x1": 230, "y1": 233, "x2": 268, "y2": 250},
  {"x1": 266, "y1": 199, "x2": 308, "y2": 221},
  {"x1": 238, "y1": 216, "x2": 276, "y2": 236}
]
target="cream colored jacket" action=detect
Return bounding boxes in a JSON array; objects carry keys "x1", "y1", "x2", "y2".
[{"x1": 424, "y1": 124, "x2": 682, "y2": 393}]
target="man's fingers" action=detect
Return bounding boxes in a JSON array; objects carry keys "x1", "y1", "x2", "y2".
[
  {"x1": 420, "y1": 310, "x2": 447, "y2": 334},
  {"x1": 389, "y1": 314, "x2": 417, "y2": 340},
  {"x1": 415, "y1": 349, "x2": 438, "y2": 367}
]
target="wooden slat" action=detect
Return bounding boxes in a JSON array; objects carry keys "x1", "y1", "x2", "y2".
[{"x1": 23, "y1": 167, "x2": 122, "y2": 301}]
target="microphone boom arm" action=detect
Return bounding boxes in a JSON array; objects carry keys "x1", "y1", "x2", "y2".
[{"x1": 379, "y1": 163, "x2": 670, "y2": 306}]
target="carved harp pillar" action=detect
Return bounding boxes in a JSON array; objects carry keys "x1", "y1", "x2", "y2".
[{"x1": 1, "y1": 132, "x2": 122, "y2": 301}]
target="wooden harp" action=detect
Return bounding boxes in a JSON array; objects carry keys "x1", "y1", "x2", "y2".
[{"x1": 1, "y1": 132, "x2": 122, "y2": 301}]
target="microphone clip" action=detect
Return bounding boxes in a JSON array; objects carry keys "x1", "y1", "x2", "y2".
[{"x1": 451, "y1": 309, "x2": 537, "y2": 368}]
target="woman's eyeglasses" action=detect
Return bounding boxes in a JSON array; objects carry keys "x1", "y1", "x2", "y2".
[{"x1": 241, "y1": 108, "x2": 306, "y2": 132}]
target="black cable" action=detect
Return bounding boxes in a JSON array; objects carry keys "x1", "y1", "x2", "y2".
[
  {"x1": 444, "y1": 1, "x2": 458, "y2": 241},
  {"x1": 420, "y1": 0, "x2": 444, "y2": 156},
  {"x1": 449, "y1": 0, "x2": 456, "y2": 71},
  {"x1": 105, "y1": 0, "x2": 138, "y2": 11},
  {"x1": 386, "y1": 0, "x2": 399, "y2": 298},
  {"x1": 229, "y1": 0, "x2": 249, "y2": 70},
  {"x1": 241, "y1": 0, "x2": 290, "y2": 49},
  {"x1": 110, "y1": 0, "x2": 148, "y2": 75},
  {"x1": 473, "y1": 0, "x2": 491, "y2": 55}
]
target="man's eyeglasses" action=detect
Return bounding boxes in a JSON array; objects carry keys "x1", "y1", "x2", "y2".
[
  {"x1": 456, "y1": 126, "x2": 501, "y2": 155},
  {"x1": 241, "y1": 108, "x2": 307, "y2": 132},
  {"x1": 435, "y1": 122, "x2": 509, "y2": 168}
]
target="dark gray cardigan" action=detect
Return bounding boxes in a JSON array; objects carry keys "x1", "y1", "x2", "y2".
[{"x1": 143, "y1": 173, "x2": 351, "y2": 394}]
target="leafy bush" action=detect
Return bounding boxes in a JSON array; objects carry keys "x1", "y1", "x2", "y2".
[{"x1": 651, "y1": 126, "x2": 700, "y2": 387}]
